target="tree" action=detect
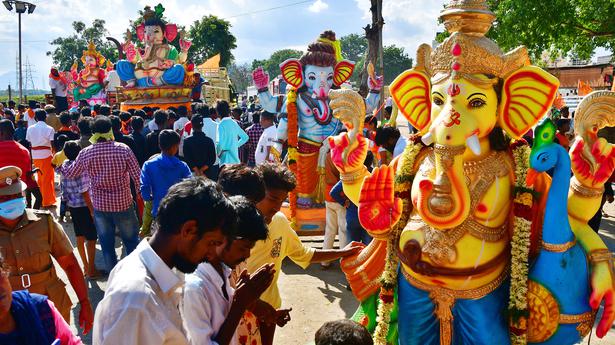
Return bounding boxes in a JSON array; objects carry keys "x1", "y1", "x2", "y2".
[
  {"x1": 485, "y1": 0, "x2": 615, "y2": 60},
  {"x1": 228, "y1": 63, "x2": 252, "y2": 93},
  {"x1": 359, "y1": 0, "x2": 383, "y2": 96},
  {"x1": 382, "y1": 45, "x2": 413, "y2": 83},
  {"x1": 188, "y1": 15, "x2": 237, "y2": 66},
  {"x1": 47, "y1": 20, "x2": 118, "y2": 71},
  {"x1": 251, "y1": 49, "x2": 303, "y2": 79},
  {"x1": 340, "y1": 33, "x2": 368, "y2": 63}
]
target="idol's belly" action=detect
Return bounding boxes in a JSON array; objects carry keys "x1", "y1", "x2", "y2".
[
  {"x1": 399, "y1": 218, "x2": 510, "y2": 290},
  {"x1": 297, "y1": 114, "x2": 340, "y2": 143}
]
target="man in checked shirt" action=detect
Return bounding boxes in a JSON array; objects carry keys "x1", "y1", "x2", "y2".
[{"x1": 60, "y1": 116, "x2": 141, "y2": 273}]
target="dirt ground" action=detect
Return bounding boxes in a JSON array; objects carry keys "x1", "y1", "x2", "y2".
[{"x1": 53, "y1": 202, "x2": 615, "y2": 344}]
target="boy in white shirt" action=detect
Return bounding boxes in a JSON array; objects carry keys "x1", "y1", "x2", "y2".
[
  {"x1": 183, "y1": 196, "x2": 275, "y2": 345},
  {"x1": 254, "y1": 111, "x2": 277, "y2": 165}
]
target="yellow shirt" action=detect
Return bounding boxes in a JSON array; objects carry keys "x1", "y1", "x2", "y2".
[
  {"x1": 51, "y1": 150, "x2": 67, "y2": 167},
  {"x1": 246, "y1": 212, "x2": 315, "y2": 308}
]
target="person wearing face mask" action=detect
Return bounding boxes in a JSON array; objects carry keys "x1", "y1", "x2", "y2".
[{"x1": 0, "y1": 166, "x2": 93, "y2": 333}]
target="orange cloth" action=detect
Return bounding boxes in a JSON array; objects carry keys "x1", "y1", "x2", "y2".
[
  {"x1": 296, "y1": 147, "x2": 320, "y2": 197},
  {"x1": 33, "y1": 156, "x2": 57, "y2": 207},
  {"x1": 324, "y1": 154, "x2": 340, "y2": 202}
]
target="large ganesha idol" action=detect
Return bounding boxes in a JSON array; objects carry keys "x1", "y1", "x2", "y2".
[
  {"x1": 70, "y1": 41, "x2": 110, "y2": 105},
  {"x1": 330, "y1": 1, "x2": 615, "y2": 344},
  {"x1": 252, "y1": 31, "x2": 383, "y2": 227},
  {"x1": 116, "y1": 4, "x2": 190, "y2": 88}
]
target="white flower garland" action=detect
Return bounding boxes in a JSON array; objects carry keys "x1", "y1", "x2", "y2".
[{"x1": 509, "y1": 143, "x2": 534, "y2": 345}]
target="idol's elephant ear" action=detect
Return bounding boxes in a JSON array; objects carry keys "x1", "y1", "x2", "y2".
[
  {"x1": 498, "y1": 66, "x2": 560, "y2": 139},
  {"x1": 280, "y1": 58, "x2": 303, "y2": 89},
  {"x1": 136, "y1": 23, "x2": 145, "y2": 42},
  {"x1": 333, "y1": 60, "x2": 355, "y2": 86},
  {"x1": 165, "y1": 24, "x2": 178, "y2": 42},
  {"x1": 389, "y1": 69, "x2": 432, "y2": 135}
]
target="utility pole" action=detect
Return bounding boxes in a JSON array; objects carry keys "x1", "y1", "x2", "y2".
[
  {"x1": 360, "y1": 0, "x2": 384, "y2": 100},
  {"x1": 3, "y1": 1, "x2": 37, "y2": 103}
]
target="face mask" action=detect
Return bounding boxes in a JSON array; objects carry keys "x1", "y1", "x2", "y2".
[{"x1": 0, "y1": 197, "x2": 26, "y2": 220}]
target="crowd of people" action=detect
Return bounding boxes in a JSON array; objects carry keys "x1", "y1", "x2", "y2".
[
  {"x1": 0, "y1": 91, "x2": 612, "y2": 345},
  {"x1": 0, "y1": 97, "x2": 380, "y2": 345}
]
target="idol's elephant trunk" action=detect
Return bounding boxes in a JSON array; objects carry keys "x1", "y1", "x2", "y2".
[
  {"x1": 106, "y1": 36, "x2": 124, "y2": 60},
  {"x1": 415, "y1": 142, "x2": 471, "y2": 230}
]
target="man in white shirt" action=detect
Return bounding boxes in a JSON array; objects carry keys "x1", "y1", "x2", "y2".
[
  {"x1": 254, "y1": 111, "x2": 277, "y2": 165},
  {"x1": 173, "y1": 105, "x2": 191, "y2": 157},
  {"x1": 25, "y1": 109, "x2": 56, "y2": 208},
  {"x1": 183, "y1": 196, "x2": 275, "y2": 345},
  {"x1": 374, "y1": 126, "x2": 408, "y2": 159},
  {"x1": 93, "y1": 178, "x2": 236, "y2": 345},
  {"x1": 49, "y1": 67, "x2": 69, "y2": 112}
]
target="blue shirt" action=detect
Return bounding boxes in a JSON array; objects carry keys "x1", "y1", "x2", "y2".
[
  {"x1": 217, "y1": 117, "x2": 249, "y2": 165},
  {"x1": 140, "y1": 154, "x2": 191, "y2": 217}
]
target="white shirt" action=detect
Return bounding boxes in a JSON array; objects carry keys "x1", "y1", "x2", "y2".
[
  {"x1": 26, "y1": 121, "x2": 55, "y2": 159},
  {"x1": 93, "y1": 240, "x2": 188, "y2": 345},
  {"x1": 174, "y1": 117, "x2": 190, "y2": 157},
  {"x1": 49, "y1": 77, "x2": 68, "y2": 97},
  {"x1": 393, "y1": 135, "x2": 408, "y2": 158},
  {"x1": 183, "y1": 262, "x2": 236, "y2": 345},
  {"x1": 105, "y1": 70, "x2": 121, "y2": 92},
  {"x1": 174, "y1": 117, "x2": 190, "y2": 132},
  {"x1": 203, "y1": 118, "x2": 219, "y2": 166},
  {"x1": 255, "y1": 125, "x2": 277, "y2": 165}
]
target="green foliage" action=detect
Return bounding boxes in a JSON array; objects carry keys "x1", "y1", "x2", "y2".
[
  {"x1": 188, "y1": 15, "x2": 237, "y2": 66},
  {"x1": 228, "y1": 63, "x2": 252, "y2": 93},
  {"x1": 340, "y1": 33, "x2": 368, "y2": 63},
  {"x1": 486, "y1": 0, "x2": 615, "y2": 60},
  {"x1": 251, "y1": 49, "x2": 303, "y2": 78},
  {"x1": 382, "y1": 45, "x2": 413, "y2": 84},
  {"x1": 339, "y1": 33, "x2": 413, "y2": 85},
  {"x1": 46, "y1": 19, "x2": 118, "y2": 71}
]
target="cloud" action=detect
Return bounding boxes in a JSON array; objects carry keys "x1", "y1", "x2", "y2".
[{"x1": 309, "y1": 0, "x2": 329, "y2": 13}]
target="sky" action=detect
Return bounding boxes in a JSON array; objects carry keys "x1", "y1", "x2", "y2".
[{"x1": 0, "y1": 0, "x2": 448, "y2": 90}]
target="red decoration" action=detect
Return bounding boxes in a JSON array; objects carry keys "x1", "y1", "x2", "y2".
[{"x1": 451, "y1": 43, "x2": 462, "y2": 56}]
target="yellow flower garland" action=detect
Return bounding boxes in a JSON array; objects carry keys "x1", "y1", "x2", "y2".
[{"x1": 509, "y1": 143, "x2": 533, "y2": 345}]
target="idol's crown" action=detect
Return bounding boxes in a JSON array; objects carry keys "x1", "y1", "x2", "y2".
[{"x1": 416, "y1": 0, "x2": 529, "y2": 84}]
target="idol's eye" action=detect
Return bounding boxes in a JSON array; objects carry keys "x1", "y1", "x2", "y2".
[
  {"x1": 327, "y1": 75, "x2": 333, "y2": 81},
  {"x1": 433, "y1": 97, "x2": 444, "y2": 106},
  {"x1": 469, "y1": 98, "x2": 486, "y2": 108},
  {"x1": 308, "y1": 75, "x2": 316, "y2": 81}
]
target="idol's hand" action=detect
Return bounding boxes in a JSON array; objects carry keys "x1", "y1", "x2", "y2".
[
  {"x1": 252, "y1": 67, "x2": 270, "y2": 90},
  {"x1": 589, "y1": 261, "x2": 615, "y2": 338},
  {"x1": 328, "y1": 133, "x2": 368, "y2": 174},
  {"x1": 358, "y1": 165, "x2": 403, "y2": 235},
  {"x1": 570, "y1": 137, "x2": 614, "y2": 189}
]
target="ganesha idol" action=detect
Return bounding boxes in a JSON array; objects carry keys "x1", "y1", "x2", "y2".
[
  {"x1": 70, "y1": 41, "x2": 109, "y2": 105},
  {"x1": 252, "y1": 31, "x2": 383, "y2": 216},
  {"x1": 116, "y1": 4, "x2": 190, "y2": 88},
  {"x1": 329, "y1": 1, "x2": 615, "y2": 344}
]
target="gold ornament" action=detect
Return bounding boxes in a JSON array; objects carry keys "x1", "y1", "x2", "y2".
[
  {"x1": 541, "y1": 239, "x2": 577, "y2": 253},
  {"x1": 415, "y1": 0, "x2": 530, "y2": 85},
  {"x1": 80, "y1": 41, "x2": 106, "y2": 67},
  {"x1": 527, "y1": 281, "x2": 560, "y2": 343}
]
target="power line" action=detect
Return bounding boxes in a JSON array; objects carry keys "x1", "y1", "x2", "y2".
[{"x1": 224, "y1": 0, "x2": 312, "y2": 19}]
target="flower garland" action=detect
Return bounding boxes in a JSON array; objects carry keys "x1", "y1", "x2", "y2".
[
  {"x1": 373, "y1": 140, "x2": 423, "y2": 345},
  {"x1": 508, "y1": 140, "x2": 534, "y2": 345},
  {"x1": 286, "y1": 88, "x2": 299, "y2": 227}
]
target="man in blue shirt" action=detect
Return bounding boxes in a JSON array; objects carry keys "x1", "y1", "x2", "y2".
[
  {"x1": 216, "y1": 100, "x2": 248, "y2": 165},
  {"x1": 140, "y1": 130, "x2": 191, "y2": 236}
]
